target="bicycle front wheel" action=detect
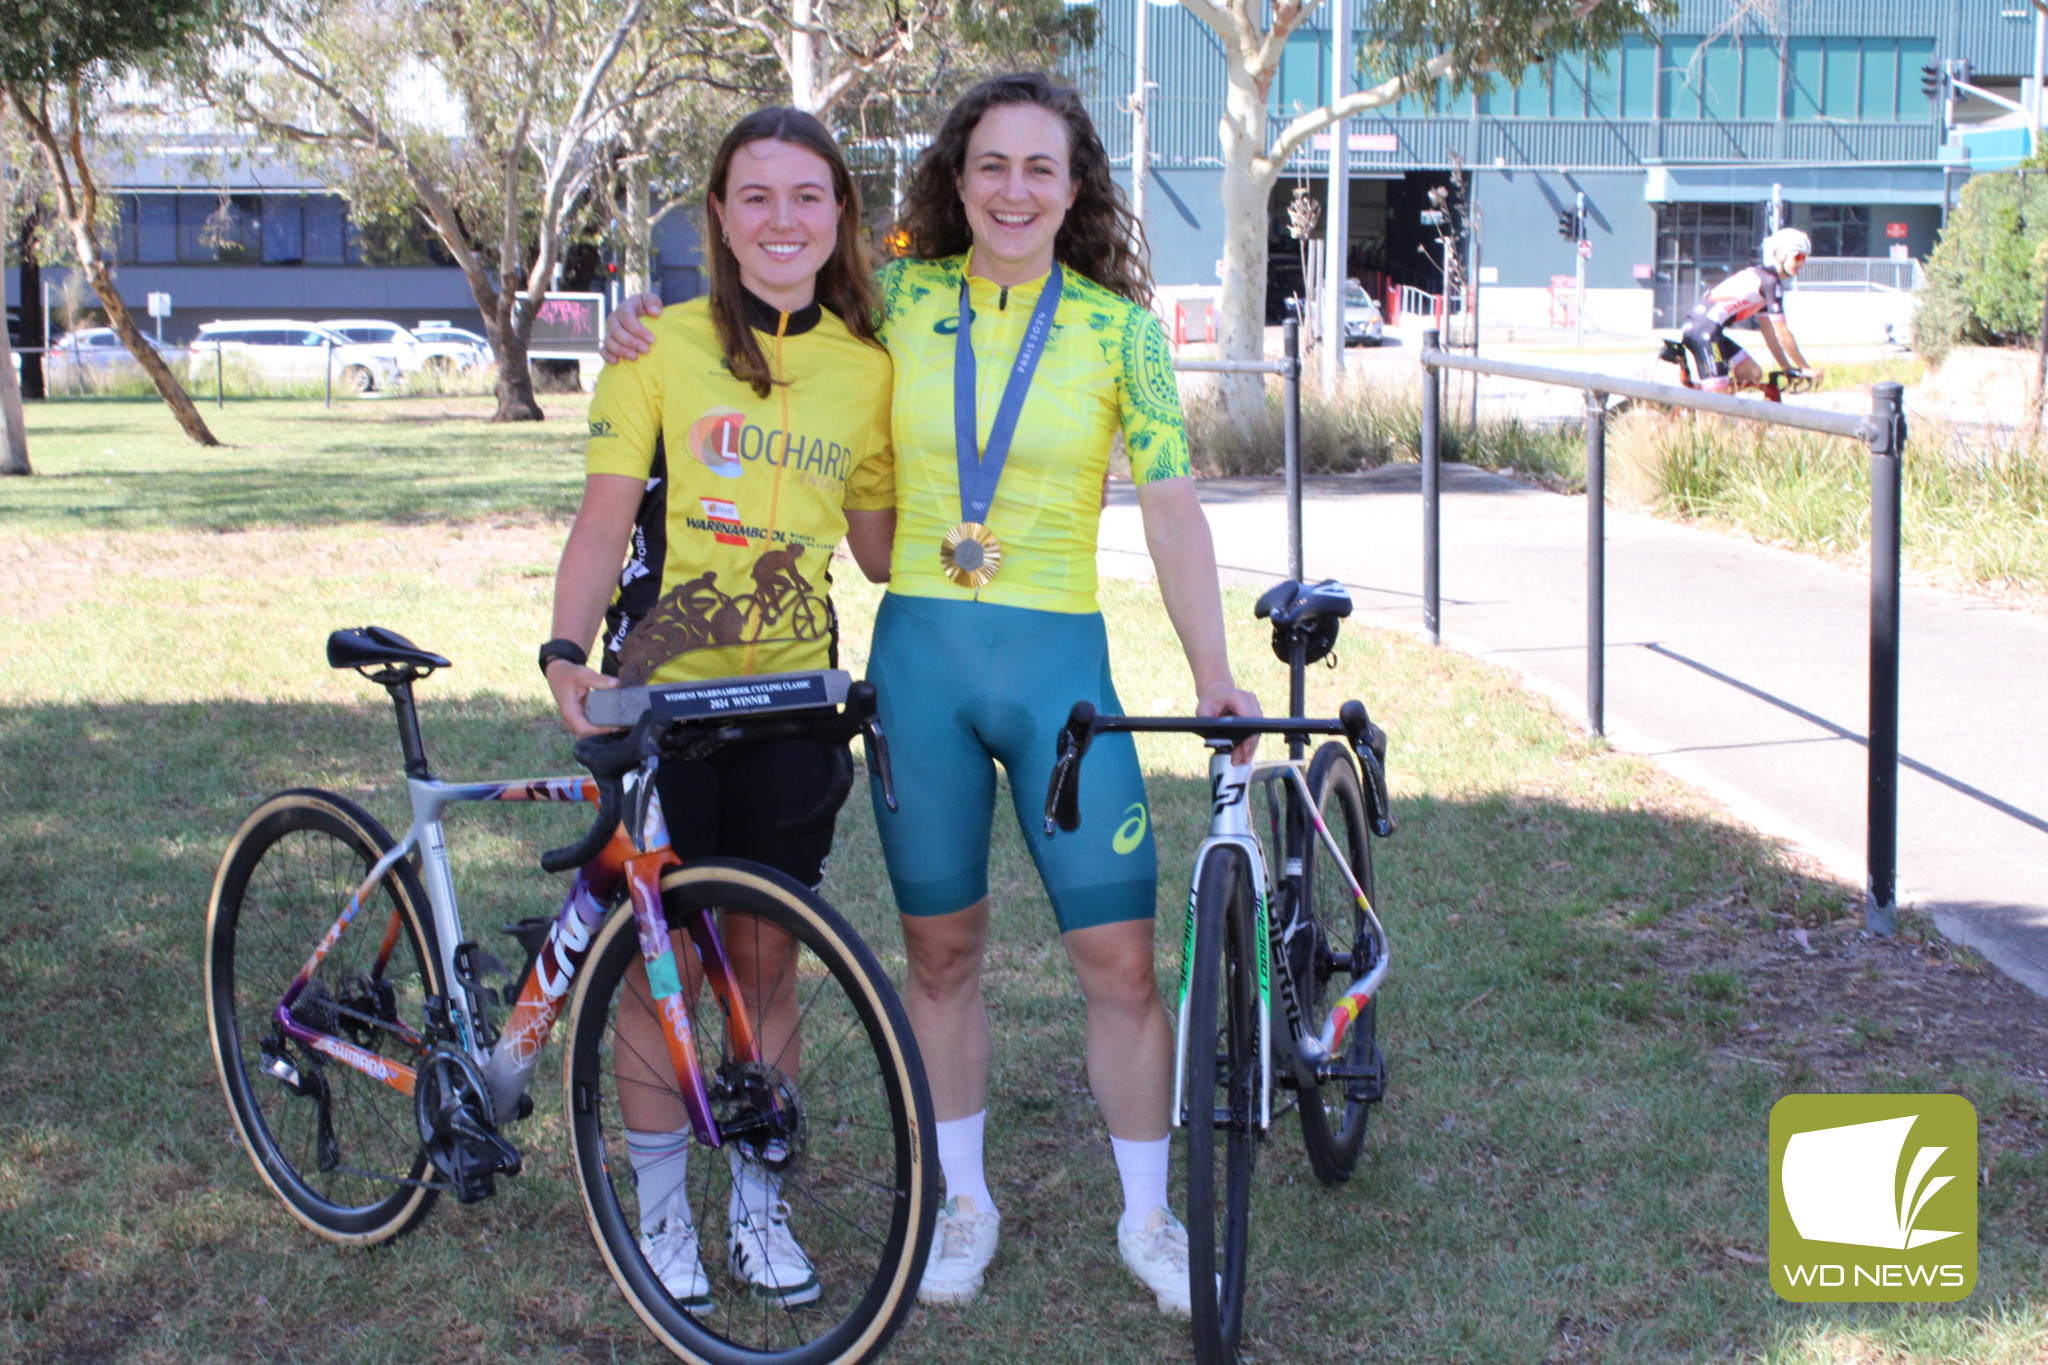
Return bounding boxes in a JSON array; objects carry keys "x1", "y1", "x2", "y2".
[
  {"x1": 1185, "y1": 845, "x2": 1258, "y2": 1363},
  {"x1": 565, "y1": 859, "x2": 936, "y2": 1365},
  {"x1": 205, "y1": 789, "x2": 442, "y2": 1245},
  {"x1": 1294, "y1": 743, "x2": 1383, "y2": 1185}
]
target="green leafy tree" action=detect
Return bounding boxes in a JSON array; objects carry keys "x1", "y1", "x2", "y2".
[
  {"x1": 202, "y1": 0, "x2": 668, "y2": 422},
  {"x1": 1914, "y1": 155, "x2": 2048, "y2": 365},
  {"x1": 2, "y1": 0, "x2": 225, "y2": 450},
  {"x1": 1181, "y1": 0, "x2": 1665, "y2": 427}
]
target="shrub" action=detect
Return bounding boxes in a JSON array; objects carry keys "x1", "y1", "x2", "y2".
[{"x1": 1915, "y1": 155, "x2": 2048, "y2": 365}]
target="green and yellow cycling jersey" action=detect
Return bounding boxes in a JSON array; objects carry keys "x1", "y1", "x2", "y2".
[
  {"x1": 875, "y1": 252, "x2": 1191, "y2": 615},
  {"x1": 585, "y1": 292, "x2": 894, "y2": 684}
]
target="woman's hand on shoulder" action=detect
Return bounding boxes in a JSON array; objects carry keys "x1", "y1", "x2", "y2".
[
  {"x1": 1196, "y1": 679, "x2": 1262, "y2": 765},
  {"x1": 546, "y1": 659, "x2": 621, "y2": 738},
  {"x1": 601, "y1": 293, "x2": 664, "y2": 365}
]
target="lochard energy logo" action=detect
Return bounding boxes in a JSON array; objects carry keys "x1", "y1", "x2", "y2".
[{"x1": 1769, "y1": 1095, "x2": 1976, "y2": 1302}]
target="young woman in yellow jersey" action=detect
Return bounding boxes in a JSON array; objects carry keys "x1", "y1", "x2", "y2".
[
  {"x1": 604, "y1": 73, "x2": 1256, "y2": 1318},
  {"x1": 541, "y1": 107, "x2": 895, "y2": 1313}
]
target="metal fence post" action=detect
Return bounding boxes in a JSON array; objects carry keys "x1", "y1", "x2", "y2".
[
  {"x1": 1421, "y1": 327, "x2": 1441, "y2": 644},
  {"x1": 325, "y1": 337, "x2": 334, "y2": 409},
  {"x1": 216, "y1": 344, "x2": 223, "y2": 410},
  {"x1": 1865, "y1": 381, "x2": 1908, "y2": 936},
  {"x1": 1282, "y1": 318, "x2": 1303, "y2": 582},
  {"x1": 1585, "y1": 391, "x2": 1607, "y2": 737}
]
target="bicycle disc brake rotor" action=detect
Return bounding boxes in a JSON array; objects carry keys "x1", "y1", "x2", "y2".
[{"x1": 710, "y1": 1061, "x2": 807, "y2": 1177}]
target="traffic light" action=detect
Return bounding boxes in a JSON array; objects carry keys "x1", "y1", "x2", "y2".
[
  {"x1": 1557, "y1": 209, "x2": 1577, "y2": 240},
  {"x1": 1921, "y1": 63, "x2": 1943, "y2": 102}
]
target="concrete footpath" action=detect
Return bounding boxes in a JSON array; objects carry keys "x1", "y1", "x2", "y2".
[{"x1": 1097, "y1": 466, "x2": 2048, "y2": 997}]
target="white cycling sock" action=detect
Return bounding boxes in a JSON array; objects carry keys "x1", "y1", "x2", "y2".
[
  {"x1": 625, "y1": 1128, "x2": 691, "y2": 1235},
  {"x1": 935, "y1": 1111, "x2": 996, "y2": 1216},
  {"x1": 1111, "y1": 1135, "x2": 1170, "y2": 1235},
  {"x1": 728, "y1": 1143, "x2": 783, "y2": 1225}
]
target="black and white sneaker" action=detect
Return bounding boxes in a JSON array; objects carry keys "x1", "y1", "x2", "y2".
[{"x1": 727, "y1": 1199, "x2": 821, "y2": 1306}]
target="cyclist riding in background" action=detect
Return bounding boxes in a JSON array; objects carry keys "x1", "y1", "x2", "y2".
[{"x1": 1679, "y1": 227, "x2": 1821, "y2": 393}]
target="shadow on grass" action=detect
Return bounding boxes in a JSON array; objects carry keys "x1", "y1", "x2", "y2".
[{"x1": 1, "y1": 699, "x2": 2041, "y2": 1364}]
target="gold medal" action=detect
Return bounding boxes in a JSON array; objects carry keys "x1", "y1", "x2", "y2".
[{"x1": 939, "y1": 521, "x2": 1002, "y2": 588}]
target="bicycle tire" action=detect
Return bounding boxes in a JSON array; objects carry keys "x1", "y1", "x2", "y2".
[
  {"x1": 1185, "y1": 846, "x2": 1258, "y2": 1363},
  {"x1": 1294, "y1": 743, "x2": 1383, "y2": 1185},
  {"x1": 206, "y1": 789, "x2": 443, "y2": 1245},
  {"x1": 565, "y1": 859, "x2": 936, "y2": 1365}
]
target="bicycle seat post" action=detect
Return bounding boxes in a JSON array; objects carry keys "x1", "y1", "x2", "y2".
[{"x1": 386, "y1": 675, "x2": 432, "y2": 781}]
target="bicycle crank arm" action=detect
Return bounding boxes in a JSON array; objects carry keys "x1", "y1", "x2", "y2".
[{"x1": 1296, "y1": 956, "x2": 1390, "y2": 1067}]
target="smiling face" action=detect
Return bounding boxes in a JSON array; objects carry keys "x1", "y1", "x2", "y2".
[
  {"x1": 957, "y1": 101, "x2": 1078, "y2": 286},
  {"x1": 710, "y1": 138, "x2": 842, "y2": 311}
]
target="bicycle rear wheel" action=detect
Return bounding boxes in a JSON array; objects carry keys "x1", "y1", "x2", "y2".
[
  {"x1": 205, "y1": 790, "x2": 442, "y2": 1245},
  {"x1": 1184, "y1": 846, "x2": 1258, "y2": 1364},
  {"x1": 1294, "y1": 743, "x2": 1384, "y2": 1185},
  {"x1": 565, "y1": 859, "x2": 936, "y2": 1365}
]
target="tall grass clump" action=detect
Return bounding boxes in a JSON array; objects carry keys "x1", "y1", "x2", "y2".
[
  {"x1": 1610, "y1": 412, "x2": 2048, "y2": 591},
  {"x1": 1182, "y1": 373, "x2": 1581, "y2": 486}
]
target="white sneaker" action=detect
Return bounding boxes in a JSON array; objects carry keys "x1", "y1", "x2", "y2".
[
  {"x1": 1118, "y1": 1207, "x2": 1194, "y2": 1317},
  {"x1": 727, "y1": 1199, "x2": 821, "y2": 1306},
  {"x1": 638, "y1": 1205, "x2": 713, "y2": 1311},
  {"x1": 916, "y1": 1195, "x2": 1001, "y2": 1306}
]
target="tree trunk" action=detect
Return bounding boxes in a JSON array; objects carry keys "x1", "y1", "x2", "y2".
[
  {"x1": 790, "y1": 0, "x2": 818, "y2": 110},
  {"x1": 1216, "y1": 71, "x2": 1278, "y2": 432},
  {"x1": 82, "y1": 255, "x2": 220, "y2": 445},
  {"x1": 621, "y1": 157, "x2": 652, "y2": 299},
  {"x1": 483, "y1": 298, "x2": 545, "y2": 422}
]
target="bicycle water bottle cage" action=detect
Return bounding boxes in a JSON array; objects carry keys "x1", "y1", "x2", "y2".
[
  {"x1": 326, "y1": 626, "x2": 451, "y2": 685},
  {"x1": 1254, "y1": 579, "x2": 1352, "y2": 665}
]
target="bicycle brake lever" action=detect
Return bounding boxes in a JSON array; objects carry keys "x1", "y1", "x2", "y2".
[{"x1": 863, "y1": 718, "x2": 898, "y2": 813}]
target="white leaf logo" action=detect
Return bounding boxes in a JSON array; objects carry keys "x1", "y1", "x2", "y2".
[{"x1": 1781, "y1": 1115, "x2": 1960, "y2": 1250}]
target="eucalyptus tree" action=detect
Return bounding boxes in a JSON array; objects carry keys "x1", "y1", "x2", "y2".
[
  {"x1": 1178, "y1": 0, "x2": 1662, "y2": 426},
  {"x1": 2, "y1": 0, "x2": 226, "y2": 449}
]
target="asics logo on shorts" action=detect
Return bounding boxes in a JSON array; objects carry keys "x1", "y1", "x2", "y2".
[{"x1": 1113, "y1": 802, "x2": 1148, "y2": 855}]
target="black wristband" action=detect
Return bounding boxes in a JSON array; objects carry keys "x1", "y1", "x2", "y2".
[{"x1": 538, "y1": 638, "x2": 589, "y2": 679}]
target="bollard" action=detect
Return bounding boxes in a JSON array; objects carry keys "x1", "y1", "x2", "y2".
[
  {"x1": 1864, "y1": 381, "x2": 1907, "y2": 936},
  {"x1": 325, "y1": 337, "x2": 334, "y2": 409},
  {"x1": 1421, "y1": 328, "x2": 1441, "y2": 644},
  {"x1": 1282, "y1": 318, "x2": 1303, "y2": 582},
  {"x1": 1585, "y1": 391, "x2": 1607, "y2": 737},
  {"x1": 216, "y1": 344, "x2": 223, "y2": 410}
]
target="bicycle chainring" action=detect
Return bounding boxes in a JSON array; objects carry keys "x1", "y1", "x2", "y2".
[{"x1": 414, "y1": 1047, "x2": 522, "y2": 1203}]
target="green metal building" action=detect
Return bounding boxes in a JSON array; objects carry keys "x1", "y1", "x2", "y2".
[{"x1": 1075, "y1": 0, "x2": 2040, "y2": 329}]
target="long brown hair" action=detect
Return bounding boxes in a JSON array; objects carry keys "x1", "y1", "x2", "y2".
[
  {"x1": 704, "y1": 107, "x2": 881, "y2": 398},
  {"x1": 894, "y1": 72, "x2": 1152, "y2": 306}
]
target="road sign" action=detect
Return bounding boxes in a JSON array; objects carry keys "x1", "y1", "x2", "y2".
[
  {"x1": 1886, "y1": 222, "x2": 1910, "y2": 240},
  {"x1": 146, "y1": 292, "x2": 172, "y2": 318},
  {"x1": 1577, "y1": 239, "x2": 1592, "y2": 260}
]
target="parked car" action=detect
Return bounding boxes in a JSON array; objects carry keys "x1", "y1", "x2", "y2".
[
  {"x1": 410, "y1": 323, "x2": 495, "y2": 370},
  {"x1": 187, "y1": 320, "x2": 401, "y2": 394},
  {"x1": 325, "y1": 318, "x2": 483, "y2": 376},
  {"x1": 46, "y1": 326, "x2": 184, "y2": 387},
  {"x1": 1343, "y1": 281, "x2": 1386, "y2": 347}
]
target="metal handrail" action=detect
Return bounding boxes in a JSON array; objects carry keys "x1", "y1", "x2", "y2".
[
  {"x1": 1174, "y1": 323, "x2": 1306, "y2": 579},
  {"x1": 1416, "y1": 328, "x2": 1909, "y2": 937},
  {"x1": 1420, "y1": 345, "x2": 1884, "y2": 444}
]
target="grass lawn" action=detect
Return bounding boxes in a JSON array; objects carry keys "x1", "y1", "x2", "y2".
[{"x1": 3, "y1": 396, "x2": 2045, "y2": 1364}]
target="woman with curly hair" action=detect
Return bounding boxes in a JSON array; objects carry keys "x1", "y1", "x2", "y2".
[{"x1": 603, "y1": 72, "x2": 1257, "y2": 1318}]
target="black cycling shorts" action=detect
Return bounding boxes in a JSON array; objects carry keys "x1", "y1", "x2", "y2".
[
  {"x1": 656, "y1": 734, "x2": 844, "y2": 890},
  {"x1": 1679, "y1": 312, "x2": 1745, "y2": 382}
]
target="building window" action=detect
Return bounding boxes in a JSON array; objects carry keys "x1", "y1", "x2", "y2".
[
  {"x1": 1662, "y1": 36, "x2": 1747, "y2": 120},
  {"x1": 1788, "y1": 38, "x2": 1933, "y2": 122},
  {"x1": 1807, "y1": 205, "x2": 1869, "y2": 257},
  {"x1": 303, "y1": 195, "x2": 352, "y2": 265},
  {"x1": 117, "y1": 194, "x2": 179, "y2": 264},
  {"x1": 264, "y1": 196, "x2": 304, "y2": 264}
]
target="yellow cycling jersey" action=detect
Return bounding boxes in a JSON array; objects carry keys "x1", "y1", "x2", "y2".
[
  {"x1": 584, "y1": 293, "x2": 894, "y2": 684},
  {"x1": 875, "y1": 252, "x2": 1191, "y2": 614}
]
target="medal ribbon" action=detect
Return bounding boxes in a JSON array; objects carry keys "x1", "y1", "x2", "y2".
[{"x1": 953, "y1": 262, "x2": 1063, "y2": 527}]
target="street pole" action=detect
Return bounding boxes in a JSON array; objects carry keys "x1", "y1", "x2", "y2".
[
  {"x1": 1421, "y1": 328, "x2": 1441, "y2": 645},
  {"x1": 1320, "y1": 0, "x2": 1351, "y2": 393},
  {"x1": 1865, "y1": 382, "x2": 1908, "y2": 936},
  {"x1": 1584, "y1": 391, "x2": 1607, "y2": 736},
  {"x1": 1130, "y1": 0, "x2": 1149, "y2": 235},
  {"x1": 1283, "y1": 318, "x2": 1303, "y2": 582},
  {"x1": 1573, "y1": 190, "x2": 1588, "y2": 349},
  {"x1": 2034, "y1": 0, "x2": 2046, "y2": 140}
]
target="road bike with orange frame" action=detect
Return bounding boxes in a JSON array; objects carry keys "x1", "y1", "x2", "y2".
[{"x1": 205, "y1": 626, "x2": 936, "y2": 1365}]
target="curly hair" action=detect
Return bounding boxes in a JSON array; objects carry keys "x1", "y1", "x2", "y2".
[
  {"x1": 705, "y1": 107, "x2": 881, "y2": 398},
  {"x1": 893, "y1": 72, "x2": 1152, "y2": 306}
]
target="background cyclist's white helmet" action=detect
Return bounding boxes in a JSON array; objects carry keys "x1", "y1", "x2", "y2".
[{"x1": 1764, "y1": 227, "x2": 1812, "y2": 274}]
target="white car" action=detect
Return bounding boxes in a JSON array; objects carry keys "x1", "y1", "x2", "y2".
[
  {"x1": 326, "y1": 318, "x2": 483, "y2": 376},
  {"x1": 187, "y1": 320, "x2": 401, "y2": 394},
  {"x1": 411, "y1": 323, "x2": 495, "y2": 370},
  {"x1": 46, "y1": 327, "x2": 184, "y2": 385},
  {"x1": 1343, "y1": 282, "x2": 1386, "y2": 347}
]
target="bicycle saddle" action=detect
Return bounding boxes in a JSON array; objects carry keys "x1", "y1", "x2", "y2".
[
  {"x1": 1254, "y1": 579, "x2": 1352, "y2": 665},
  {"x1": 326, "y1": 626, "x2": 451, "y2": 673}
]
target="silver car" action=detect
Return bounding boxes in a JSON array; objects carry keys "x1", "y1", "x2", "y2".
[
  {"x1": 46, "y1": 327, "x2": 184, "y2": 387},
  {"x1": 1343, "y1": 282, "x2": 1386, "y2": 347},
  {"x1": 187, "y1": 320, "x2": 401, "y2": 394}
]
